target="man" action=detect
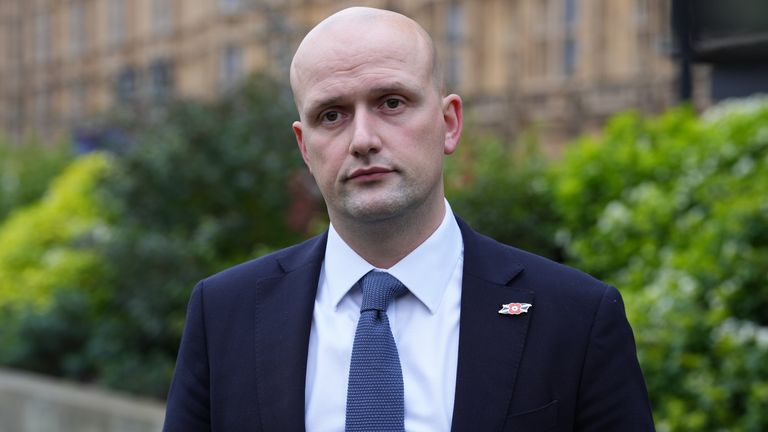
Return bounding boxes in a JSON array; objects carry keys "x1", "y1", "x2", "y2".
[{"x1": 164, "y1": 7, "x2": 654, "y2": 432}]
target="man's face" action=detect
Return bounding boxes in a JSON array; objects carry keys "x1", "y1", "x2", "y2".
[{"x1": 291, "y1": 21, "x2": 462, "y2": 225}]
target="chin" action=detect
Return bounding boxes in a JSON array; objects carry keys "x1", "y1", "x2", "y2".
[{"x1": 343, "y1": 195, "x2": 413, "y2": 222}]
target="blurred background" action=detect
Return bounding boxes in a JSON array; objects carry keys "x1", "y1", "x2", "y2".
[{"x1": 0, "y1": 0, "x2": 766, "y2": 431}]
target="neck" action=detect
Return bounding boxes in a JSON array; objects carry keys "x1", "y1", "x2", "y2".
[{"x1": 331, "y1": 198, "x2": 446, "y2": 269}]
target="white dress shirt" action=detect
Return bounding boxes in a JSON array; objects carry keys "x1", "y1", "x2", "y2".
[{"x1": 305, "y1": 200, "x2": 464, "y2": 432}]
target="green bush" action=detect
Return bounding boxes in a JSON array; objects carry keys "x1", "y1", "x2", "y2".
[
  {"x1": 554, "y1": 97, "x2": 768, "y2": 431},
  {"x1": 0, "y1": 137, "x2": 73, "y2": 222},
  {"x1": 83, "y1": 76, "x2": 305, "y2": 397},
  {"x1": 0, "y1": 153, "x2": 110, "y2": 309},
  {"x1": 0, "y1": 76, "x2": 309, "y2": 398},
  {"x1": 446, "y1": 131, "x2": 560, "y2": 260},
  {"x1": 0, "y1": 153, "x2": 111, "y2": 379}
]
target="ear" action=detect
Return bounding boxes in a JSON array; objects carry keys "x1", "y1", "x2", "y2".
[
  {"x1": 442, "y1": 94, "x2": 463, "y2": 155},
  {"x1": 293, "y1": 121, "x2": 313, "y2": 173}
]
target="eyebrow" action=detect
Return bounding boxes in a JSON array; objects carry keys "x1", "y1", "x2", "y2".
[
  {"x1": 369, "y1": 82, "x2": 421, "y2": 97},
  {"x1": 305, "y1": 96, "x2": 344, "y2": 118},
  {"x1": 304, "y1": 81, "x2": 423, "y2": 118}
]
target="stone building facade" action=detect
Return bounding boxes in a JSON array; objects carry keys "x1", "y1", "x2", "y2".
[{"x1": 0, "y1": 0, "x2": 706, "y2": 146}]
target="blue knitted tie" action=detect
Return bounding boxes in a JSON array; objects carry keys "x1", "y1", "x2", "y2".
[{"x1": 345, "y1": 271, "x2": 408, "y2": 432}]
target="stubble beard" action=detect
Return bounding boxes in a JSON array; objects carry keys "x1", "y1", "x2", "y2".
[
  {"x1": 326, "y1": 169, "x2": 444, "y2": 241},
  {"x1": 339, "y1": 184, "x2": 417, "y2": 224}
]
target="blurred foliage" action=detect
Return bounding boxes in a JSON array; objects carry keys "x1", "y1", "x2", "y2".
[
  {"x1": 553, "y1": 97, "x2": 768, "y2": 431},
  {"x1": 0, "y1": 76, "x2": 305, "y2": 398},
  {"x1": 0, "y1": 137, "x2": 73, "y2": 221},
  {"x1": 0, "y1": 153, "x2": 110, "y2": 380},
  {"x1": 84, "y1": 77, "x2": 304, "y2": 396},
  {"x1": 0, "y1": 153, "x2": 110, "y2": 309},
  {"x1": 445, "y1": 130, "x2": 561, "y2": 260}
]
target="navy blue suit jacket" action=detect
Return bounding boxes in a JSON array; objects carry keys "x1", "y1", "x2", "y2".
[{"x1": 164, "y1": 219, "x2": 655, "y2": 431}]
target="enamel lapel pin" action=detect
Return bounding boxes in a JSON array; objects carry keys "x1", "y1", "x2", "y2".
[{"x1": 498, "y1": 302, "x2": 532, "y2": 316}]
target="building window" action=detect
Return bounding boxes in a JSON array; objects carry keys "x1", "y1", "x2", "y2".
[
  {"x1": 8, "y1": 19, "x2": 24, "y2": 60},
  {"x1": 219, "y1": 45, "x2": 243, "y2": 91},
  {"x1": 219, "y1": 0, "x2": 244, "y2": 15},
  {"x1": 563, "y1": 0, "x2": 579, "y2": 77},
  {"x1": 635, "y1": 0, "x2": 649, "y2": 25},
  {"x1": 69, "y1": 2, "x2": 88, "y2": 56},
  {"x1": 107, "y1": 0, "x2": 125, "y2": 46},
  {"x1": 153, "y1": 0, "x2": 173, "y2": 36},
  {"x1": 634, "y1": 0, "x2": 651, "y2": 73},
  {"x1": 149, "y1": 59, "x2": 174, "y2": 101},
  {"x1": 115, "y1": 67, "x2": 138, "y2": 104},
  {"x1": 266, "y1": 12, "x2": 292, "y2": 75},
  {"x1": 564, "y1": 0, "x2": 578, "y2": 28},
  {"x1": 445, "y1": 2, "x2": 464, "y2": 88},
  {"x1": 35, "y1": 13, "x2": 52, "y2": 62},
  {"x1": 563, "y1": 38, "x2": 577, "y2": 77}
]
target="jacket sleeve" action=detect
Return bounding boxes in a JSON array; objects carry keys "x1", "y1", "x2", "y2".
[
  {"x1": 575, "y1": 285, "x2": 655, "y2": 431},
  {"x1": 163, "y1": 282, "x2": 212, "y2": 432}
]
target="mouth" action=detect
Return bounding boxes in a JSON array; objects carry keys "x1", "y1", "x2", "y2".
[{"x1": 347, "y1": 167, "x2": 395, "y2": 182}]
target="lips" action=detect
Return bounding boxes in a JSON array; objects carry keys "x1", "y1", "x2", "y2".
[{"x1": 347, "y1": 166, "x2": 394, "y2": 181}]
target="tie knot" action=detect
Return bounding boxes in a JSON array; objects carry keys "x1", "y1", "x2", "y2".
[{"x1": 360, "y1": 271, "x2": 407, "y2": 312}]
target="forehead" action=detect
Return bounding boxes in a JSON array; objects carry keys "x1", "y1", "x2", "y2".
[{"x1": 292, "y1": 23, "x2": 433, "y2": 112}]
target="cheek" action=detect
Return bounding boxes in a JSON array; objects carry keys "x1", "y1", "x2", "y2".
[
  {"x1": 305, "y1": 140, "x2": 343, "y2": 183},
  {"x1": 303, "y1": 132, "x2": 331, "y2": 164},
  {"x1": 407, "y1": 120, "x2": 447, "y2": 161}
]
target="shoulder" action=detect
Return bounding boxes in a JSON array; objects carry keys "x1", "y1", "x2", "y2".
[{"x1": 197, "y1": 231, "x2": 327, "y2": 293}]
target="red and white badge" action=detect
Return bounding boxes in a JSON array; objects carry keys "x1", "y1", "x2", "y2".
[{"x1": 498, "y1": 302, "x2": 532, "y2": 315}]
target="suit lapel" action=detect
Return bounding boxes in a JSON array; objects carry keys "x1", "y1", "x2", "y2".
[
  {"x1": 451, "y1": 220, "x2": 534, "y2": 432},
  {"x1": 254, "y1": 234, "x2": 327, "y2": 432}
]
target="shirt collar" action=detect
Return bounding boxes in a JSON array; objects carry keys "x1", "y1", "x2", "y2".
[{"x1": 324, "y1": 199, "x2": 463, "y2": 314}]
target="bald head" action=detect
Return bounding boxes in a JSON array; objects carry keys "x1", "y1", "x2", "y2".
[{"x1": 290, "y1": 7, "x2": 443, "y2": 107}]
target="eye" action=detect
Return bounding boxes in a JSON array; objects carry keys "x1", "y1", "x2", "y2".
[
  {"x1": 321, "y1": 111, "x2": 340, "y2": 123},
  {"x1": 383, "y1": 98, "x2": 403, "y2": 109}
]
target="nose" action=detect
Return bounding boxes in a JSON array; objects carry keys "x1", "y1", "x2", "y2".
[{"x1": 348, "y1": 109, "x2": 382, "y2": 157}]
